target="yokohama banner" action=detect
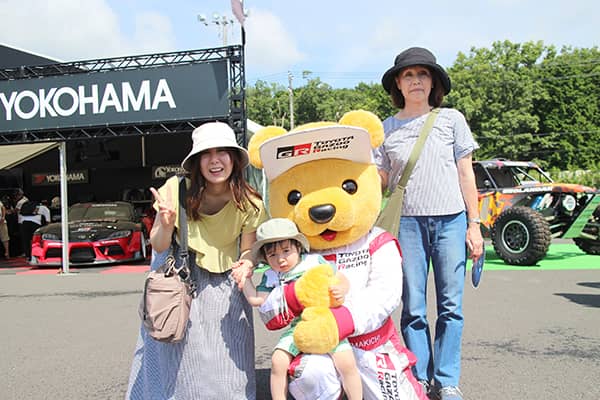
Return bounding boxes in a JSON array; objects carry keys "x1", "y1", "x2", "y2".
[
  {"x1": 0, "y1": 61, "x2": 229, "y2": 132},
  {"x1": 32, "y1": 170, "x2": 89, "y2": 185}
]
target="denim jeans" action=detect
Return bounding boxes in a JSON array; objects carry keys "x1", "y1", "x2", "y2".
[{"x1": 398, "y1": 212, "x2": 466, "y2": 388}]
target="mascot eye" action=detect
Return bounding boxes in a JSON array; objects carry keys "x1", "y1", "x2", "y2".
[
  {"x1": 287, "y1": 190, "x2": 302, "y2": 205},
  {"x1": 342, "y1": 180, "x2": 358, "y2": 194}
]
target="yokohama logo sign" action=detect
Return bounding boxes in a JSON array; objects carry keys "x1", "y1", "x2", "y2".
[
  {"x1": 0, "y1": 61, "x2": 229, "y2": 133},
  {"x1": 0, "y1": 80, "x2": 175, "y2": 121},
  {"x1": 32, "y1": 170, "x2": 89, "y2": 186}
]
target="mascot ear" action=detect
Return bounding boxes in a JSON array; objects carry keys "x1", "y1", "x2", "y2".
[
  {"x1": 339, "y1": 110, "x2": 384, "y2": 148},
  {"x1": 248, "y1": 126, "x2": 287, "y2": 169},
  {"x1": 292, "y1": 121, "x2": 337, "y2": 131}
]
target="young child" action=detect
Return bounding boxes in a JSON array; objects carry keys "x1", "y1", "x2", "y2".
[{"x1": 241, "y1": 218, "x2": 362, "y2": 400}]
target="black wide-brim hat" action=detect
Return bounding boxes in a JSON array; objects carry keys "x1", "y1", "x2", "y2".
[{"x1": 381, "y1": 47, "x2": 451, "y2": 95}]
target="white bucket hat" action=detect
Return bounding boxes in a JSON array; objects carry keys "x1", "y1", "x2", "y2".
[
  {"x1": 250, "y1": 218, "x2": 310, "y2": 263},
  {"x1": 181, "y1": 122, "x2": 249, "y2": 172}
]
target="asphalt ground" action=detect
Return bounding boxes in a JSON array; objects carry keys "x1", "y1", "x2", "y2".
[{"x1": 1, "y1": 243, "x2": 599, "y2": 400}]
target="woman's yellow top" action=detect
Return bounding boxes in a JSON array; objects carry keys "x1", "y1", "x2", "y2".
[{"x1": 155, "y1": 176, "x2": 267, "y2": 273}]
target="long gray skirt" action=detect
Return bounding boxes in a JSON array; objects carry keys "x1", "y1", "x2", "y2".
[{"x1": 126, "y1": 250, "x2": 256, "y2": 400}]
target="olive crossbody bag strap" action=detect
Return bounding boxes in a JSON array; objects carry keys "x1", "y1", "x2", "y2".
[
  {"x1": 395, "y1": 108, "x2": 440, "y2": 193},
  {"x1": 376, "y1": 108, "x2": 440, "y2": 234}
]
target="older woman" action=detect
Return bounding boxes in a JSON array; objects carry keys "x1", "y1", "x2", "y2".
[{"x1": 375, "y1": 47, "x2": 484, "y2": 400}]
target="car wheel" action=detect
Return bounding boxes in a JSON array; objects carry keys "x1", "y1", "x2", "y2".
[
  {"x1": 573, "y1": 238, "x2": 600, "y2": 255},
  {"x1": 573, "y1": 204, "x2": 600, "y2": 255},
  {"x1": 492, "y1": 206, "x2": 551, "y2": 265}
]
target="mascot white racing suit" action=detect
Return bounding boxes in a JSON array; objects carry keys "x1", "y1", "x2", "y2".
[{"x1": 259, "y1": 227, "x2": 427, "y2": 400}]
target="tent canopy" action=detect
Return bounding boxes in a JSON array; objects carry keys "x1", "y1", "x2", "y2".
[{"x1": 0, "y1": 142, "x2": 59, "y2": 170}]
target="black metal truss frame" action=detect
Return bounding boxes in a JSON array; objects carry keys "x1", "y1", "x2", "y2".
[{"x1": 0, "y1": 46, "x2": 246, "y2": 146}]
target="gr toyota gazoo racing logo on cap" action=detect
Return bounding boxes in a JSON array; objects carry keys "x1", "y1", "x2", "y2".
[
  {"x1": 276, "y1": 143, "x2": 311, "y2": 159},
  {"x1": 276, "y1": 135, "x2": 355, "y2": 159}
]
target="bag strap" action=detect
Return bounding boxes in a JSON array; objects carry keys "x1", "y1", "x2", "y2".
[
  {"x1": 171, "y1": 176, "x2": 192, "y2": 283},
  {"x1": 177, "y1": 176, "x2": 189, "y2": 263},
  {"x1": 396, "y1": 108, "x2": 440, "y2": 190}
]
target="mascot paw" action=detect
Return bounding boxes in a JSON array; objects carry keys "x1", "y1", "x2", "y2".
[
  {"x1": 295, "y1": 264, "x2": 336, "y2": 308},
  {"x1": 293, "y1": 306, "x2": 339, "y2": 354}
]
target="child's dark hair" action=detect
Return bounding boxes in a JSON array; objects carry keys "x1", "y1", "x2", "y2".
[{"x1": 261, "y1": 239, "x2": 304, "y2": 260}]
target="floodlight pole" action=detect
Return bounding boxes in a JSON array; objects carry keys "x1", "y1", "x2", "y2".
[{"x1": 198, "y1": 13, "x2": 235, "y2": 46}]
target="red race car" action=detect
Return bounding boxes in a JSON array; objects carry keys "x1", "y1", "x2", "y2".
[{"x1": 31, "y1": 201, "x2": 149, "y2": 266}]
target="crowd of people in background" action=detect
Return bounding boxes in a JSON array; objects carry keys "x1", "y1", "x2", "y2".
[{"x1": 0, "y1": 188, "x2": 60, "y2": 262}]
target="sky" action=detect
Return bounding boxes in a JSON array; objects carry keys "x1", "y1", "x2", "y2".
[{"x1": 0, "y1": 0, "x2": 598, "y2": 89}]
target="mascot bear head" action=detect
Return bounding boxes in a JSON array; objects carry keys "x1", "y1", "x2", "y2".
[{"x1": 248, "y1": 110, "x2": 384, "y2": 250}]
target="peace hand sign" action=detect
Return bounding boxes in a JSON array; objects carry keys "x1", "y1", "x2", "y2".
[{"x1": 150, "y1": 186, "x2": 176, "y2": 230}]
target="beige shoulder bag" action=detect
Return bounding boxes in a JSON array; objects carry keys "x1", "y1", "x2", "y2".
[{"x1": 139, "y1": 177, "x2": 195, "y2": 343}]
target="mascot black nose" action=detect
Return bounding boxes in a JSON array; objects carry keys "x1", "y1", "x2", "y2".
[{"x1": 309, "y1": 204, "x2": 336, "y2": 224}]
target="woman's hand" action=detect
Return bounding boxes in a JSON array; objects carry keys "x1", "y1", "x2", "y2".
[
  {"x1": 232, "y1": 233, "x2": 258, "y2": 289},
  {"x1": 231, "y1": 259, "x2": 254, "y2": 290},
  {"x1": 466, "y1": 223, "x2": 484, "y2": 263},
  {"x1": 149, "y1": 186, "x2": 176, "y2": 252},
  {"x1": 150, "y1": 187, "x2": 176, "y2": 230}
]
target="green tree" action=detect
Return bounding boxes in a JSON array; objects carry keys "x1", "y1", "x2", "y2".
[
  {"x1": 353, "y1": 82, "x2": 396, "y2": 120},
  {"x1": 534, "y1": 46, "x2": 600, "y2": 169},
  {"x1": 447, "y1": 40, "x2": 599, "y2": 170},
  {"x1": 294, "y1": 77, "x2": 335, "y2": 124},
  {"x1": 446, "y1": 40, "x2": 547, "y2": 163},
  {"x1": 246, "y1": 80, "x2": 290, "y2": 127}
]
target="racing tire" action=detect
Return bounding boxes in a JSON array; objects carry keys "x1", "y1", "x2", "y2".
[
  {"x1": 573, "y1": 239, "x2": 600, "y2": 255},
  {"x1": 573, "y1": 205, "x2": 600, "y2": 255},
  {"x1": 492, "y1": 206, "x2": 551, "y2": 265}
]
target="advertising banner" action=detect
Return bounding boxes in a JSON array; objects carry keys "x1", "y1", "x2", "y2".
[
  {"x1": 0, "y1": 61, "x2": 229, "y2": 133},
  {"x1": 32, "y1": 170, "x2": 89, "y2": 185},
  {"x1": 152, "y1": 164, "x2": 186, "y2": 180}
]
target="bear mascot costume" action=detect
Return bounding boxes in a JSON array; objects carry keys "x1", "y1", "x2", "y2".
[{"x1": 248, "y1": 110, "x2": 427, "y2": 400}]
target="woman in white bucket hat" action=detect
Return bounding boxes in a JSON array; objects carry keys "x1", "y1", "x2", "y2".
[{"x1": 126, "y1": 121, "x2": 267, "y2": 399}]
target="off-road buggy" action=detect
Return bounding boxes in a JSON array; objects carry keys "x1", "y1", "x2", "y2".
[{"x1": 473, "y1": 159, "x2": 600, "y2": 265}]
